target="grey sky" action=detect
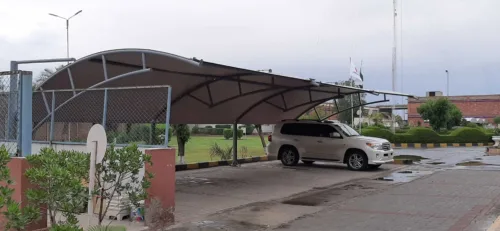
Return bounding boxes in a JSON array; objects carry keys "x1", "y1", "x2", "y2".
[{"x1": 1, "y1": 0, "x2": 499, "y2": 98}]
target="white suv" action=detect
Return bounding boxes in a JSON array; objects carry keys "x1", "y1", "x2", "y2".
[{"x1": 266, "y1": 120, "x2": 394, "y2": 170}]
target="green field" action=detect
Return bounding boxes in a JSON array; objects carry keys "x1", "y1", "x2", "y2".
[{"x1": 168, "y1": 135, "x2": 266, "y2": 163}]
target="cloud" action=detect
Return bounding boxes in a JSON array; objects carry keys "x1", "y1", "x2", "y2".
[{"x1": 0, "y1": 0, "x2": 499, "y2": 98}]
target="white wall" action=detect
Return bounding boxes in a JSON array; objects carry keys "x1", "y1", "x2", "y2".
[{"x1": 0, "y1": 141, "x2": 155, "y2": 155}]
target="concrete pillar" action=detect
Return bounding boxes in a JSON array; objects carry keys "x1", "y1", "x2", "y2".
[
  {"x1": 232, "y1": 123, "x2": 238, "y2": 166},
  {"x1": 144, "y1": 148, "x2": 176, "y2": 218},
  {"x1": 3, "y1": 157, "x2": 47, "y2": 230}
]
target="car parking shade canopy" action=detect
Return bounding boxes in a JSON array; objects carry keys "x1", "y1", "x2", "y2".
[{"x1": 34, "y1": 49, "x2": 414, "y2": 125}]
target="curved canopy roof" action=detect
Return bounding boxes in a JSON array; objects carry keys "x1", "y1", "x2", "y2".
[{"x1": 34, "y1": 49, "x2": 413, "y2": 125}]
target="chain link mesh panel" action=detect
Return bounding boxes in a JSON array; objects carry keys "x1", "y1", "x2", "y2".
[
  {"x1": 0, "y1": 71, "x2": 21, "y2": 154},
  {"x1": 33, "y1": 86, "x2": 171, "y2": 146}
]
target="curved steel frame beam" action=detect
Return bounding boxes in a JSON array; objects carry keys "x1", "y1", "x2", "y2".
[
  {"x1": 36, "y1": 49, "x2": 199, "y2": 91},
  {"x1": 283, "y1": 95, "x2": 344, "y2": 112},
  {"x1": 235, "y1": 84, "x2": 317, "y2": 123},
  {"x1": 294, "y1": 94, "x2": 391, "y2": 121},
  {"x1": 318, "y1": 99, "x2": 389, "y2": 121},
  {"x1": 32, "y1": 68, "x2": 152, "y2": 133}
]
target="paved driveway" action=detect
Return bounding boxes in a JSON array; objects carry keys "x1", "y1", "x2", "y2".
[{"x1": 173, "y1": 161, "x2": 400, "y2": 226}]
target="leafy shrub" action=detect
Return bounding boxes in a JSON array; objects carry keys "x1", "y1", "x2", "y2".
[
  {"x1": 361, "y1": 128, "x2": 394, "y2": 142},
  {"x1": 212, "y1": 128, "x2": 224, "y2": 135},
  {"x1": 107, "y1": 124, "x2": 171, "y2": 145},
  {"x1": 394, "y1": 127, "x2": 440, "y2": 143},
  {"x1": 362, "y1": 125, "x2": 493, "y2": 143},
  {"x1": 223, "y1": 129, "x2": 232, "y2": 139},
  {"x1": 221, "y1": 129, "x2": 243, "y2": 139},
  {"x1": 191, "y1": 125, "x2": 200, "y2": 134},
  {"x1": 144, "y1": 198, "x2": 174, "y2": 230},
  {"x1": 244, "y1": 124, "x2": 255, "y2": 134},
  {"x1": 215, "y1": 124, "x2": 231, "y2": 129},
  {"x1": 50, "y1": 224, "x2": 84, "y2": 231},
  {"x1": 494, "y1": 116, "x2": 500, "y2": 125},
  {"x1": 465, "y1": 123, "x2": 478, "y2": 128},
  {"x1": 448, "y1": 127, "x2": 490, "y2": 143},
  {"x1": 240, "y1": 146, "x2": 249, "y2": 158},
  {"x1": 87, "y1": 226, "x2": 126, "y2": 231},
  {"x1": 26, "y1": 148, "x2": 89, "y2": 226},
  {"x1": 209, "y1": 143, "x2": 233, "y2": 161}
]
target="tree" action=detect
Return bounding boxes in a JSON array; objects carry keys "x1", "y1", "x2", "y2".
[
  {"x1": 33, "y1": 65, "x2": 65, "y2": 90},
  {"x1": 334, "y1": 80, "x2": 367, "y2": 125},
  {"x1": 94, "y1": 144, "x2": 153, "y2": 226},
  {"x1": 447, "y1": 106, "x2": 463, "y2": 129},
  {"x1": 370, "y1": 112, "x2": 384, "y2": 126},
  {"x1": 0, "y1": 146, "x2": 40, "y2": 230},
  {"x1": 417, "y1": 98, "x2": 462, "y2": 131},
  {"x1": 494, "y1": 116, "x2": 500, "y2": 125},
  {"x1": 254, "y1": 124, "x2": 266, "y2": 148},
  {"x1": 25, "y1": 148, "x2": 89, "y2": 227},
  {"x1": 394, "y1": 114, "x2": 404, "y2": 128},
  {"x1": 173, "y1": 124, "x2": 191, "y2": 164}
]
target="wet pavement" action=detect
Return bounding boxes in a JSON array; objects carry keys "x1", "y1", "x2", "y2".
[
  {"x1": 395, "y1": 147, "x2": 500, "y2": 169},
  {"x1": 166, "y1": 148, "x2": 500, "y2": 231}
]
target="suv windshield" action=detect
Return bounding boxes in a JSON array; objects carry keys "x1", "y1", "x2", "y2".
[{"x1": 334, "y1": 123, "x2": 360, "y2": 137}]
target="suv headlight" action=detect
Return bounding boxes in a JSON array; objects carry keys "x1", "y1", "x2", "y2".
[{"x1": 366, "y1": 142, "x2": 383, "y2": 150}]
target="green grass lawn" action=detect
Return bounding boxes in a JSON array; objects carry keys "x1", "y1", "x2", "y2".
[{"x1": 168, "y1": 135, "x2": 266, "y2": 163}]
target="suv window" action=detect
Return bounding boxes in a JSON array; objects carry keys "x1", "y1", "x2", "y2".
[{"x1": 280, "y1": 123, "x2": 338, "y2": 137}]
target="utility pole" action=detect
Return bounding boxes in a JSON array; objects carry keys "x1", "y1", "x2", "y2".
[
  {"x1": 445, "y1": 70, "x2": 449, "y2": 96},
  {"x1": 391, "y1": 0, "x2": 398, "y2": 133},
  {"x1": 49, "y1": 10, "x2": 82, "y2": 61}
]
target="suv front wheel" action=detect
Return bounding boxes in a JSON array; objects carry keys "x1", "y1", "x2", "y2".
[
  {"x1": 280, "y1": 147, "x2": 299, "y2": 166},
  {"x1": 346, "y1": 151, "x2": 368, "y2": 171}
]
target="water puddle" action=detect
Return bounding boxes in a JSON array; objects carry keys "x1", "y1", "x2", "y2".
[
  {"x1": 375, "y1": 170, "x2": 433, "y2": 183},
  {"x1": 394, "y1": 155, "x2": 428, "y2": 162},
  {"x1": 456, "y1": 161, "x2": 488, "y2": 166}
]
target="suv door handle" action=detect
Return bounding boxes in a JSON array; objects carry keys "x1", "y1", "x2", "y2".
[
  {"x1": 317, "y1": 140, "x2": 323, "y2": 143},
  {"x1": 293, "y1": 139, "x2": 300, "y2": 142}
]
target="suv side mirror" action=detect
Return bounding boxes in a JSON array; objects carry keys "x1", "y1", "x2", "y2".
[{"x1": 330, "y1": 132, "x2": 341, "y2": 138}]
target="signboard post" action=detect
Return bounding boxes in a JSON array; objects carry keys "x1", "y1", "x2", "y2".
[{"x1": 86, "y1": 124, "x2": 107, "y2": 226}]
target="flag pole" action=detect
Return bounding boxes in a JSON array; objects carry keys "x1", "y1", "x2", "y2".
[
  {"x1": 359, "y1": 60, "x2": 363, "y2": 134},
  {"x1": 350, "y1": 58, "x2": 354, "y2": 127}
]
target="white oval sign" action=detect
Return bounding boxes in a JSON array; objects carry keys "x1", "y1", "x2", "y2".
[{"x1": 86, "y1": 124, "x2": 107, "y2": 164}]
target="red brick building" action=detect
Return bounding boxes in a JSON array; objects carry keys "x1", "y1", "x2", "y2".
[{"x1": 408, "y1": 91, "x2": 500, "y2": 126}]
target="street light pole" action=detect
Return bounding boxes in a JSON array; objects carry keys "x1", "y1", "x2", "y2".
[
  {"x1": 445, "y1": 70, "x2": 449, "y2": 96},
  {"x1": 49, "y1": 10, "x2": 82, "y2": 60}
]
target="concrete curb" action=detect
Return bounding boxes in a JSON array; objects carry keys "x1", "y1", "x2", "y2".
[
  {"x1": 392, "y1": 142, "x2": 493, "y2": 149},
  {"x1": 175, "y1": 156, "x2": 269, "y2": 171}
]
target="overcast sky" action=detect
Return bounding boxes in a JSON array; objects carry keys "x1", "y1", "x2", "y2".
[{"x1": 1, "y1": 0, "x2": 499, "y2": 98}]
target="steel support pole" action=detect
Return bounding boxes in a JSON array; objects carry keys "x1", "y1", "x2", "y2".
[
  {"x1": 50, "y1": 91, "x2": 56, "y2": 144},
  {"x1": 232, "y1": 122, "x2": 238, "y2": 166},
  {"x1": 20, "y1": 72, "x2": 33, "y2": 156},
  {"x1": 8, "y1": 61, "x2": 18, "y2": 140},
  {"x1": 102, "y1": 89, "x2": 108, "y2": 129},
  {"x1": 164, "y1": 86, "x2": 172, "y2": 146}
]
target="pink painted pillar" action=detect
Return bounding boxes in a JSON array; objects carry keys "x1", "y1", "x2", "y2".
[
  {"x1": 3, "y1": 157, "x2": 47, "y2": 231},
  {"x1": 145, "y1": 148, "x2": 176, "y2": 212}
]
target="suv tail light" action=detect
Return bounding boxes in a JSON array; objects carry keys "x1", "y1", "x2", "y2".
[{"x1": 268, "y1": 135, "x2": 272, "y2": 142}]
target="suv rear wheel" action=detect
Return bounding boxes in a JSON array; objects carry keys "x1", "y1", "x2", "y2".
[
  {"x1": 280, "y1": 147, "x2": 299, "y2": 166},
  {"x1": 346, "y1": 151, "x2": 368, "y2": 171}
]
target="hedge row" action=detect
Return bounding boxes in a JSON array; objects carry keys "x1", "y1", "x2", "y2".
[
  {"x1": 361, "y1": 127, "x2": 493, "y2": 143},
  {"x1": 223, "y1": 129, "x2": 244, "y2": 140},
  {"x1": 194, "y1": 127, "x2": 225, "y2": 135}
]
